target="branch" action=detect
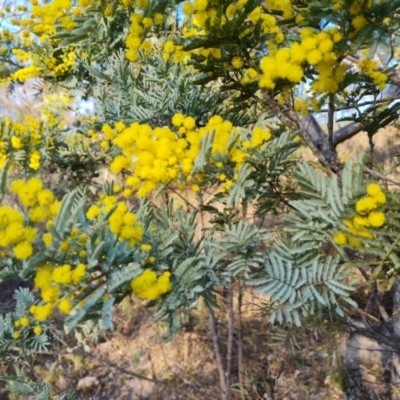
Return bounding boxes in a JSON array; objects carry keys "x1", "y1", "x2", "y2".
[
  {"x1": 208, "y1": 306, "x2": 227, "y2": 397},
  {"x1": 225, "y1": 280, "x2": 234, "y2": 400},
  {"x1": 318, "y1": 95, "x2": 400, "y2": 113},
  {"x1": 364, "y1": 167, "x2": 400, "y2": 187},
  {"x1": 71, "y1": 347, "x2": 160, "y2": 383},
  {"x1": 237, "y1": 280, "x2": 245, "y2": 400},
  {"x1": 327, "y1": 94, "x2": 335, "y2": 159},
  {"x1": 262, "y1": 97, "x2": 340, "y2": 173},
  {"x1": 333, "y1": 122, "x2": 364, "y2": 146},
  {"x1": 297, "y1": 59, "x2": 400, "y2": 156}
]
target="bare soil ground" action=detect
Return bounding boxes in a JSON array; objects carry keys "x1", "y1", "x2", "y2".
[{"x1": 2, "y1": 290, "x2": 392, "y2": 400}]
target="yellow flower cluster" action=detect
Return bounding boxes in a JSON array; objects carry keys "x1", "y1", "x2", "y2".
[
  {"x1": 177, "y1": 1, "x2": 283, "y2": 63},
  {"x1": 333, "y1": 183, "x2": 386, "y2": 247},
  {"x1": 30, "y1": 0, "x2": 74, "y2": 37},
  {"x1": 43, "y1": 51, "x2": 76, "y2": 78},
  {"x1": 86, "y1": 199, "x2": 143, "y2": 247},
  {"x1": 11, "y1": 178, "x2": 60, "y2": 223},
  {"x1": 14, "y1": 261, "x2": 85, "y2": 335},
  {"x1": 8, "y1": 50, "x2": 76, "y2": 82},
  {"x1": 13, "y1": 315, "x2": 43, "y2": 338},
  {"x1": 108, "y1": 202, "x2": 143, "y2": 246},
  {"x1": 130, "y1": 269, "x2": 172, "y2": 300},
  {"x1": 10, "y1": 65, "x2": 42, "y2": 82},
  {"x1": 27, "y1": 262, "x2": 87, "y2": 322},
  {"x1": 108, "y1": 114, "x2": 272, "y2": 197},
  {"x1": 348, "y1": 0, "x2": 372, "y2": 32},
  {"x1": 0, "y1": 116, "x2": 45, "y2": 169},
  {"x1": 358, "y1": 57, "x2": 388, "y2": 91},
  {"x1": 125, "y1": 7, "x2": 164, "y2": 62},
  {"x1": 259, "y1": 27, "x2": 345, "y2": 93},
  {"x1": 266, "y1": 0, "x2": 294, "y2": 20},
  {"x1": 0, "y1": 205, "x2": 36, "y2": 260}
]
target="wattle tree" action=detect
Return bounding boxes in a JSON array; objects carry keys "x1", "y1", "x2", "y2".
[{"x1": 1, "y1": 0, "x2": 400, "y2": 398}]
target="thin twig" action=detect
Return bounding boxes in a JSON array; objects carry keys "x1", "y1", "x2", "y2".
[
  {"x1": 71, "y1": 348, "x2": 160, "y2": 383},
  {"x1": 207, "y1": 306, "x2": 227, "y2": 398},
  {"x1": 364, "y1": 166, "x2": 400, "y2": 187},
  {"x1": 341, "y1": 322, "x2": 400, "y2": 353},
  {"x1": 327, "y1": 94, "x2": 335, "y2": 163},
  {"x1": 373, "y1": 233, "x2": 400, "y2": 281},
  {"x1": 343, "y1": 304, "x2": 380, "y2": 323},
  {"x1": 168, "y1": 186, "x2": 197, "y2": 210},
  {"x1": 225, "y1": 279, "x2": 234, "y2": 400},
  {"x1": 317, "y1": 96, "x2": 400, "y2": 112},
  {"x1": 358, "y1": 267, "x2": 390, "y2": 322},
  {"x1": 237, "y1": 280, "x2": 245, "y2": 400},
  {"x1": 59, "y1": 355, "x2": 83, "y2": 400}
]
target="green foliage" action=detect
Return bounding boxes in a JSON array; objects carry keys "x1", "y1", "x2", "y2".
[{"x1": 3, "y1": 0, "x2": 400, "y2": 396}]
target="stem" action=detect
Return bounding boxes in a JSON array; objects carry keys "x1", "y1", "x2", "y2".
[
  {"x1": 261, "y1": 96, "x2": 340, "y2": 173},
  {"x1": 372, "y1": 233, "x2": 400, "y2": 280},
  {"x1": 359, "y1": 267, "x2": 389, "y2": 322},
  {"x1": 59, "y1": 355, "x2": 83, "y2": 400},
  {"x1": 168, "y1": 186, "x2": 197, "y2": 210},
  {"x1": 237, "y1": 280, "x2": 245, "y2": 400},
  {"x1": 225, "y1": 280, "x2": 234, "y2": 400},
  {"x1": 207, "y1": 306, "x2": 227, "y2": 398},
  {"x1": 368, "y1": 132, "x2": 374, "y2": 168},
  {"x1": 328, "y1": 94, "x2": 335, "y2": 163},
  {"x1": 364, "y1": 166, "x2": 400, "y2": 187}
]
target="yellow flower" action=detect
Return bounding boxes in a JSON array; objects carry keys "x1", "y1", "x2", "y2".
[
  {"x1": 348, "y1": 237, "x2": 362, "y2": 248},
  {"x1": 43, "y1": 232, "x2": 53, "y2": 248},
  {"x1": 20, "y1": 316, "x2": 29, "y2": 326},
  {"x1": 13, "y1": 241, "x2": 33, "y2": 260},
  {"x1": 37, "y1": 189, "x2": 54, "y2": 206},
  {"x1": 368, "y1": 211, "x2": 385, "y2": 228},
  {"x1": 53, "y1": 264, "x2": 72, "y2": 285},
  {"x1": 356, "y1": 197, "x2": 377, "y2": 215},
  {"x1": 183, "y1": 116, "x2": 196, "y2": 130},
  {"x1": 307, "y1": 49, "x2": 322, "y2": 65},
  {"x1": 34, "y1": 266, "x2": 53, "y2": 289},
  {"x1": 353, "y1": 216, "x2": 370, "y2": 228},
  {"x1": 13, "y1": 331, "x2": 20, "y2": 339},
  {"x1": 32, "y1": 303, "x2": 53, "y2": 321},
  {"x1": 41, "y1": 285, "x2": 60, "y2": 303},
  {"x1": 232, "y1": 56, "x2": 243, "y2": 69},
  {"x1": 352, "y1": 15, "x2": 367, "y2": 31},
  {"x1": 131, "y1": 269, "x2": 157, "y2": 294},
  {"x1": 86, "y1": 205, "x2": 100, "y2": 220},
  {"x1": 131, "y1": 269, "x2": 172, "y2": 300},
  {"x1": 11, "y1": 136, "x2": 23, "y2": 150},
  {"x1": 58, "y1": 298, "x2": 72, "y2": 314},
  {"x1": 333, "y1": 231, "x2": 347, "y2": 245},
  {"x1": 72, "y1": 264, "x2": 86, "y2": 284},
  {"x1": 33, "y1": 325, "x2": 42, "y2": 335},
  {"x1": 374, "y1": 191, "x2": 386, "y2": 206},
  {"x1": 155, "y1": 271, "x2": 172, "y2": 296},
  {"x1": 172, "y1": 113, "x2": 185, "y2": 127},
  {"x1": 366, "y1": 183, "x2": 382, "y2": 197}
]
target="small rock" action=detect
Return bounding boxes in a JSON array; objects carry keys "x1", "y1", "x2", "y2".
[
  {"x1": 126, "y1": 377, "x2": 155, "y2": 398},
  {"x1": 364, "y1": 373, "x2": 377, "y2": 383},
  {"x1": 97, "y1": 341, "x2": 113, "y2": 353},
  {"x1": 77, "y1": 376, "x2": 99, "y2": 392},
  {"x1": 57, "y1": 374, "x2": 68, "y2": 391}
]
